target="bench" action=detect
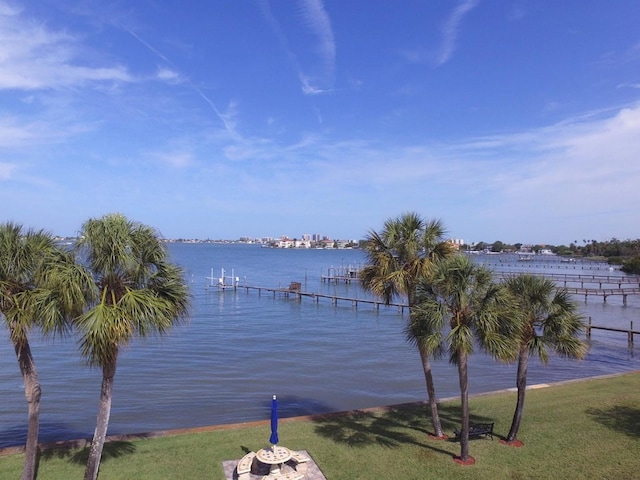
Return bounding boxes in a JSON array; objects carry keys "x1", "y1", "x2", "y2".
[
  {"x1": 236, "y1": 451, "x2": 256, "y2": 480},
  {"x1": 261, "y1": 473, "x2": 304, "y2": 480},
  {"x1": 290, "y1": 450, "x2": 309, "y2": 473},
  {"x1": 454, "y1": 422, "x2": 494, "y2": 441},
  {"x1": 289, "y1": 282, "x2": 302, "y2": 292}
]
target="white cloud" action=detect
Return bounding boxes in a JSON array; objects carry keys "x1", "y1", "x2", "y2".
[
  {"x1": 434, "y1": 103, "x2": 640, "y2": 240},
  {"x1": 0, "y1": 4, "x2": 133, "y2": 90},
  {"x1": 298, "y1": 0, "x2": 336, "y2": 90},
  {"x1": 435, "y1": 0, "x2": 479, "y2": 66},
  {"x1": 0, "y1": 118, "x2": 38, "y2": 147},
  {"x1": 153, "y1": 151, "x2": 193, "y2": 168},
  {"x1": 260, "y1": 0, "x2": 336, "y2": 96},
  {"x1": 0, "y1": 161, "x2": 18, "y2": 180},
  {"x1": 0, "y1": 115, "x2": 93, "y2": 148},
  {"x1": 156, "y1": 67, "x2": 182, "y2": 83},
  {"x1": 618, "y1": 82, "x2": 640, "y2": 89},
  {"x1": 0, "y1": 1, "x2": 21, "y2": 16}
]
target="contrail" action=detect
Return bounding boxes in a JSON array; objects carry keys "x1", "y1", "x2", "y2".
[{"x1": 127, "y1": 29, "x2": 238, "y2": 139}]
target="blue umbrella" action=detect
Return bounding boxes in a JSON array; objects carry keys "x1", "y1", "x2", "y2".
[{"x1": 269, "y1": 394, "x2": 279, "y2": 446}]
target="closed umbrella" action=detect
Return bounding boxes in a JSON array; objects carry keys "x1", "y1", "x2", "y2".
[{"x1": 269, "y1": 394, "x2": 279, "y2": 446}]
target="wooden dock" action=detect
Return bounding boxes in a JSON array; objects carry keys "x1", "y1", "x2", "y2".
[
  {"x1": 214, "y1": 280, "x2": 638, "y2": 346},
  {"x1": 240, "y1": 285, "x2": 408, "y2": 314},
  {"x1": 500, "y1": 272, "x2": 640, "y2": 288},
  {"x1": 497, "y1": 272, "x2": 640, "y2": 305},
  {"x1": 586, "y1": 318, "x2": 638, "y2": 345},
  {"x1": 562, "y1": 287, "x2": 640, "y2": 305},
  {"x1": 319, "y1": 265, "x2": 640, "y2": 304},
  {"x1": 321, "y1": 265, "x2": 362, "y2": 284}
]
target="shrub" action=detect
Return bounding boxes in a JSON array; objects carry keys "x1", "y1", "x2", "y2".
[{"x1": 620, "y1": 255, "x2": 640, "y2": 274}]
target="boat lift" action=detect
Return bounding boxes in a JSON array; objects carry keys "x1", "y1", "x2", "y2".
[{"x1": 205, "y1": 267, "x2": 239, "y2": 290}]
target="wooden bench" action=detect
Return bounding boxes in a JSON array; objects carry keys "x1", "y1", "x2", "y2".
[
  {"x1": 289, "y1": 282, "x2": 302, "y2": 292},
  {"x1": 236, "y1": 451, "x2": 256, "y2": 480},
  {"x1": 454, "y1": 422, "x2": 494, "y2": 441}
]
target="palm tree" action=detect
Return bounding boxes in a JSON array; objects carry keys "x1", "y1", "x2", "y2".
[
  {"x1": 503, "y1": 274, "x2": 586, "y2": 445},
  {"x1": 411, "y1": 254, "x2": 518, "y2": 463},
  {"x1": 360, "y1": 212, "x2": 453, "y2": 438},
  {"x1": 0, "y1": 223, "x2": 92, "y2": 480},
  {"x1": 75, "y1": 214, "x2": 190, "y2": 480}
]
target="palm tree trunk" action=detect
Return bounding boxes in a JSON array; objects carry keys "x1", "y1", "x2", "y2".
[
  {"x1": 507, "y1": 345, "x2": 529, "y2": 442},
  {"x1": 457, "y1": 351, "x2": 471, "y2": 462},
  {"x1": 84, "y1": 359, "x2": 117, "y2": 480},
  {"x1": 418, "y1": 343, "x2": 443, "y2": 437},
  {"x1": 14, "y1": 338, "x2": 41, "y2": 480}
]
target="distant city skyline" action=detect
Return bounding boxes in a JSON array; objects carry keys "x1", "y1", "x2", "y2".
[{"x1": 2, "y1": 1, "x2": 639, "y2": 245}]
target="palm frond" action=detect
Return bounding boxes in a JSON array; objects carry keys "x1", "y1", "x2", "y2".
[
  {"x1": 506, "y1": 273, "x2": 587, "y2": 362},
  {"x1": 74, "y1": 214, "x2": 190, "y2": 368}
]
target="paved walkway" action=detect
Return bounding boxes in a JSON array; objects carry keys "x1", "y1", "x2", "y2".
[{"x1": 222, "y1": 450, "x2": 326, "y2": 480}]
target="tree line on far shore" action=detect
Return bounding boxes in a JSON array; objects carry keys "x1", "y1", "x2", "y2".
[{"x1": 459, "y1": 238, "x2": 640, "y2": 274}]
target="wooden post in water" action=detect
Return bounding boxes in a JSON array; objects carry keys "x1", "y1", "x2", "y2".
[
  {"x1": 630, "y1": 321, "x2": 634, "y2": 346},
  {"x1": 586, "y1": 317, "x2": 592, "y2": 339}
]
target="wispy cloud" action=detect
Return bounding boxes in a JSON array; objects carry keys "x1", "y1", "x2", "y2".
[
  {"x1": 435, "y1": 0, "x2": 479, "y2": 66},
  {"x1": 0, "y1": 162, "x2": 18, "y2": 180},
  {"x1": 151, "y1": 151, "x2": 194, "y2": 168},
  {"x1": 297, "y1": 0, "x2": 336, "y2": 94},
  {"x1": 189, "y1": 100, "x2": 640, "y2": 241},
  {"x1": 0, "y1": 4, "x2": 133, "y2": 90},
  {"x1": 0, "y1": 118, "x2": 39, "y2": 147},
  {"x1": 507, "y1": 0, "x2": 528, "y2": 21},
  {"x1": 156, "y1": 67, "x2": 182, "y2": 83},
  {"x1": 126, "y1": 28, "x2": 241, "y2": 141},
  {"x1": 259, "y1": 0, "x2": 336, "y2": 95},
  {"x1": 0, "y1": 115, "x2": 91, "y2": 149}
]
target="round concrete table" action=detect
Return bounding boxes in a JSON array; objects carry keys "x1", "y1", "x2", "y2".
[{"x1": 255, "y1": 445, "x2": 292, "y2": 476}]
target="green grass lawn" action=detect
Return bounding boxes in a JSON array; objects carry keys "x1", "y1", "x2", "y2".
[{"x1": 1, "y1": 372, "x2": 639, "y2": 479}]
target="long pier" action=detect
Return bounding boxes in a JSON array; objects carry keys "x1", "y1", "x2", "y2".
[
  {"x1": 323, "y1": 267, "x2": 640, "y2": 304},
  {"x1": 499, "y1": 272, "x2": 640, "y2": 288},
  {"x1": 240, "y1": 285, "x2": 408, "y2": 314},
  {"x1": 562, "y1": 287, "x2": 640, "y2": 305},
  {"x1": 213, "y1": 281, "x2": 638, "y2": 345}
]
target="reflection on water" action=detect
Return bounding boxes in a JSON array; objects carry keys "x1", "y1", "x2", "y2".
[{"x1": 1, "y1": 246, "x2": 638, "y2": 448}]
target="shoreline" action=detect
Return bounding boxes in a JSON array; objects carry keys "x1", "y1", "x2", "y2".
[{"x1": 2, "y1": 370, "x2": 637, "y2": 458}]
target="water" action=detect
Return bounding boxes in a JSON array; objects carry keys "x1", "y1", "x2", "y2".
[{"x1": 1, "y1": 246, "x2": 638, "y2": 448}]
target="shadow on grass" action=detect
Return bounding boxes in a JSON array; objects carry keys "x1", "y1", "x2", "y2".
[
  {"x1": 38, "y1": 440, "x2": 137, "y2": 465},
  {"x1": 311, "y1": 401, "x2": 494, "y2": 456},
  {"x1": 586, "y1": 405, "x2": 640, "y2": 438}
]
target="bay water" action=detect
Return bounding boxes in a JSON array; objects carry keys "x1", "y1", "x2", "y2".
[{"x1": 1, "y1": 244, "x2": 638, "y2": 448}]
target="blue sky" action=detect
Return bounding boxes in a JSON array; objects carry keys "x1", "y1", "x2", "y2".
[{"x1": 1, "y1": 1, "x2": 639, "y2": 245}]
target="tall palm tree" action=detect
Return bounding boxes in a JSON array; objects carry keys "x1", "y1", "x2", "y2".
[
  {"x1": 503, "y1": 274, "x2": 586, "y2": 445},
  {"x1": 75, "y1": 214, "x2": 190, "y2": 480},
  {"x1": 0, "y1": 223, "x2": 93, "y2": 480},
  {"x1": 411, "y1": 254, "x2": 518, "y2": 463},
  {"x1": 360, "y1": 212, "x2": 453, "y2": 438}
]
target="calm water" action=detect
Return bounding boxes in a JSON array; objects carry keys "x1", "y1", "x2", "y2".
[{"x1": 1, "y1": 245, "x2": 638, "y2": 448}]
